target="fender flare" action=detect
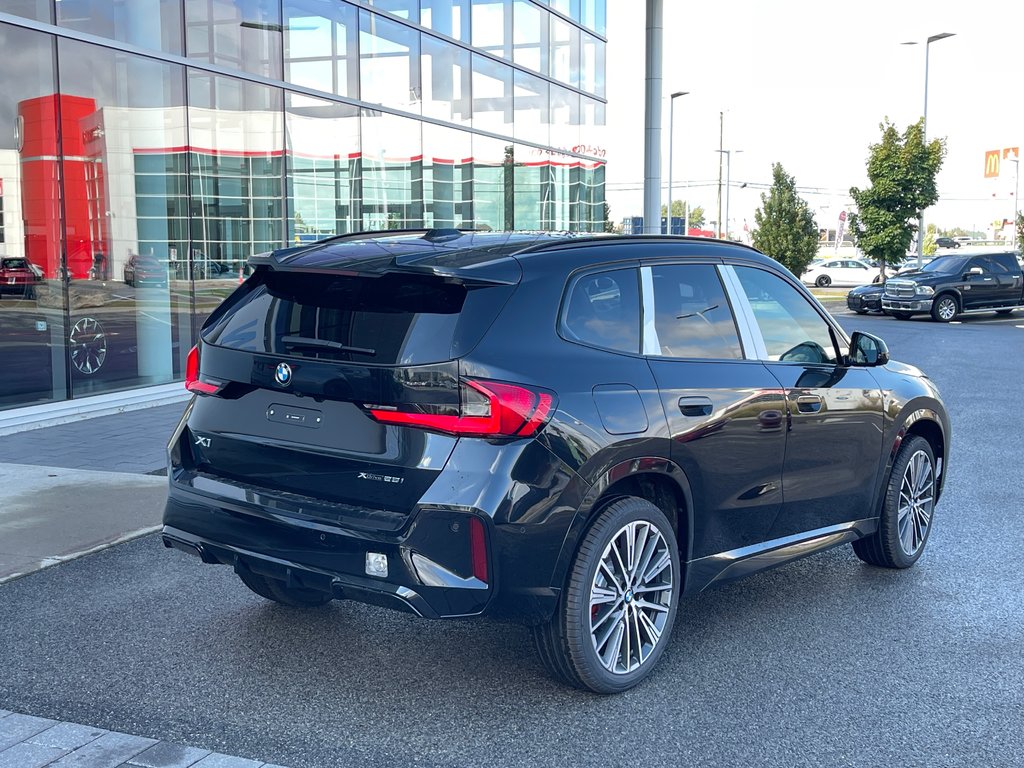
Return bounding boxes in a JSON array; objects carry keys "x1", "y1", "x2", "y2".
[
  {"x1": 880, "y1": 406, "x2": 948, "y2": 506},
  {"x1": 547, "y1": 456, "x2": 694, "y2": 597}
]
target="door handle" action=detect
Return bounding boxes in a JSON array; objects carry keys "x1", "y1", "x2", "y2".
[
  {"x1": 678, "y1": 396, "x2": 713, "y2": 417},
  {"x1": 796, "y1": 395, "x2": 823, "y2": 413}
]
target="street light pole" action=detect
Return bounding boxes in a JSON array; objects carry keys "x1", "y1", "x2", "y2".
[
  {"x1": 1010, "y1": 158, "x2": 1020, "y2": 250},
  {"x1": 667, "y1": 91, "x2": 690, "y2": 235},
  {"x1": 902, "y1": 32, "x2": 955, "y2": 268},
  {"x1": 715, "y1": 149, "x2": 742, "y2": 240}
]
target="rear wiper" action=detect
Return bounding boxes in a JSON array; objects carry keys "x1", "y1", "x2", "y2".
[{"x1": 281, "y1": 335, "x2": 376, "y2": 356}]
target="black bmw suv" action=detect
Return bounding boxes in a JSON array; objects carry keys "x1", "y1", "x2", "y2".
[{"x1": 163, "y1": 231, "x2": 950, "y2": 693}]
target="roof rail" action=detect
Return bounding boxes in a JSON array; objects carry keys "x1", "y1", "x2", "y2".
[{"x1": 510, "y1": 233, "x2": 764, "y2": 257}]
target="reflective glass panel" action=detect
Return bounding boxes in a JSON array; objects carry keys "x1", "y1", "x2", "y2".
[
  {"x1": 513, "y1": 70, "x2": 548, "y2": 146},
  {"x1": 581, "y1": 0, "x2": 605, "y2": 35},
  {"x1": 286, "y1": 93, "x2": 361, "y2": 242},
  {"x1": 188, "y1": 71, "x2": 284, "y2": 325},
  {"x1": 0, "y1": 0, "x2": 52, "y2": 22},
  {"x1": 549, "y1": 84, "x2": 579, "y2": 151},
  {"x1": 360, "y1": 10, "x2": 421, "y2": 113},
  {"x1": 513, "y1": 142, "x2": 548, "y2": 230},
  {"x1": 185, "y1": 0, "x2": 283, "y2": 79},
  {"x1": 549, "y1": 14, "x2": 579, "y2": 88},
  {"x1": 580, "y1": 32, "x2": 605, "y2": 97},
  {"x1": 422, "y1": 34, "x2": 471, "y2": 126},
  {"x1": 423, "y1": 123, "x2": 473, "y2": 229},
  {"x1": 421, "y1": 0, "x2": 470, "y2": 43},
  {"x1": 368, "y1": 0, "x2": 419, "y2": 22},
  {"x1": 471, "y1": 0, "x2": 511, "y2": 59},
  {"x1": 471, "y1": 54, "x2": 512, "y2": 135},
  {"x1": 284, "y1": 0, "x2": 359, "y2": 98},
  {"x1": 647, "y1": 265, "x2": 743, "y2": 359},
  {"x1": 57, "y1": 0, "x2": 184, "y2": 54},
  {"x1": 361, "y1": 110, "x2": 423, "y2": 229},
  {"x1": 0, "y1": 23, "x2": 65, "y2": 408},
  {"x1": 472, "y1": 135, "x2": 512, "y2": 231},
  {"x1": 59, "y1": 39, "x2": 192, "y2": 398},
  {"x1": 512, "y1": 0, "x2": 547, "y2": 75}
]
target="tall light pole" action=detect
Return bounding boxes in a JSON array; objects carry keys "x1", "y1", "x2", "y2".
[
  {"x1": 666, "y1": 91, "x2": 690, "y2": 235},
  {"x1": 1009, "y1": 157, "x2": 1020, "y2": 250},
  {"x1": 715, "y1": 149, "x2": 743, "y2": 240},
  {"x1": 902, "y1": 32, "x2": 955, "y2": 267},
  {"x1": 642, "y1": 0, "x2": 664, "y2": 234}
]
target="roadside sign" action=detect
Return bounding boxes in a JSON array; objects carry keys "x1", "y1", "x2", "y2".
[{"x1": 985, "y1": 150, "x2": 1000, "y2": 178}]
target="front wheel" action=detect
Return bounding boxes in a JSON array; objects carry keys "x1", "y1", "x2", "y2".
[
  {"x1": 815, "y1": 274, "x2": 832, "y2": 288},
  {"x1": 931, "y1": 294, "x2": 959, "y2": 322},
  {"x1": 852, "y1": 435, "x2": 936, "y2": 568},
  {"x1": 533, "y1": 497, "x2": 680, "y2": 694}
]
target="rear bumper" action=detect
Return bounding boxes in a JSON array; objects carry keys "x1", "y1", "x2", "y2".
[{"x1": 163, "y1": 477, "x2": 493, "y2": 619}]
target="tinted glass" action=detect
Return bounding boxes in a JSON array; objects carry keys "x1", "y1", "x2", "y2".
[
  {"x1": 368, "y1": 0, "x2": 419, "y2": 22},
  {"x1": 57, "y1": 0, "x2": 184, "y2": 54},
  {"x1": 204, "y1": 271, "x2": 466, "y2": 365},
  {"x1": 922, "y1": 255, "x2": 968, "y2": 273},
  {"x1": 185, "y1": 0, "x2": 283, "y2": 79},
  {"x1": 562, "y1": 268, "x2": 640, "y2": 354},
  {"x1": 472, "y1": 0, "x2": 511, "y2": 59},
  {"x1": 580, "y1": 33, "x2": 605, "y2": 97},
  {"x1": 648, "y1": 265, "x2": 742, "y2": 359},
  {"x1": 283, "y1": 0, "x2": 359, "y2": 97},
  {"x1": 550, "y1": 14, "x2": 579, "y2": 88},
  {"x1": 422, "y1": 34, "x2": 472, "y2": 125},
  {"x1": 989, "y1": 254, "x2": 1018, "y2": 273},
  {"x1": 735, "y1": 267, "x2": 837, "y2": 364},
  {"x1": 513, "y1": 70, "x2": 549, "y2": 145},
  {"x1": 360, "y1": 10, "x2": 420, "y2": 112},
  {"x1": 421, "y1": 0, "x2": 470, "y2": 42},
  {"x1": 513, "y1": 0, "x2": 548, "y2": 75},
  {"x1": 471, "y1": 54, "x2": 513, "y2": 134}
]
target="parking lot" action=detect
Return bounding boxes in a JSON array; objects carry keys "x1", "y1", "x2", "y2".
[{"x1": 0, "y1": 309, "x2": 1021, "y2": 768}]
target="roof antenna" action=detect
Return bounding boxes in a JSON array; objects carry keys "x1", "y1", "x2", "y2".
[{"x1": 422, "y1": 228, "x2": 465, "y2": 242}]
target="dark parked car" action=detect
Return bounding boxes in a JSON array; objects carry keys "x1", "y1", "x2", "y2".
[
  {"x1": 846, "y1": 283, "x2": 885, "y2": 314},
  {"x1": 882, "y1": 251, "x2": 1023, "y2": 321},
  {"x1": 934, "y1": 237, "x2": 959, "y2": 249},
  {"x1": 163, "y1": 231, "x2": 950, "y2": 693},
  {"x1": 124, "y1": 252, "x2": 167, "y2": 287}
]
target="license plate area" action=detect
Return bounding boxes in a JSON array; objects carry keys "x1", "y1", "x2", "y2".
[{"x1": 267, "y1": 403, "x2": 323, "y2": 429}]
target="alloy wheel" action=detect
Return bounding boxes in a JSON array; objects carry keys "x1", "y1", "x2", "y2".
[
  {"x1": 589, "y1": 520, "x2": 674, "y2": 675},
  {"x1": 936, "y1": 298, "x2": 957, "y2": 321},
  {"x1": 69, "y1": 317, "x2": 107, "y2": 375},
  {"x1": 897, "y1": 449, "x2": 934, "y2": 556}
]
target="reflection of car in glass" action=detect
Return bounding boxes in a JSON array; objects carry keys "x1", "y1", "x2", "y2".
[
  {"x1": 934, "y1": 237, "x2": 959, "y2": 249},
  {"x1": 801, "y1": 258, "x2": 879, "y2": 287},
  {"x1": 163, "y1": 230, "x2": 951, "y2": 694},
  {"x1": 124, "y1": 253, "x2": 167, "y2": 287},
  {"x1": 0, "y1": 257, "x2": 40, "y2": 298}
]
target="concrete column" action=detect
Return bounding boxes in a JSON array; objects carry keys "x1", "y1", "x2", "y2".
[{"x1": 642, "y1": 0, "x2": 663, "y2": 234}]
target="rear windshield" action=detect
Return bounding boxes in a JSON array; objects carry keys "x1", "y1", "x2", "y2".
[
  {"x1": 2, "y1": 259, "x2": 28, "y2": 269},
  {"x1": 203, "y1": 271, "x2": 468, "y2": 365}
]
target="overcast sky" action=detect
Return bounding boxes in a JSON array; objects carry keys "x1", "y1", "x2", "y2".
[{"x1": 603, "y1": 0, "x2": 1024, "y2": 235}]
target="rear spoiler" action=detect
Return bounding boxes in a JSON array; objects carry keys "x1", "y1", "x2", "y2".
[{"x1": 248, "y1": 229, "x2": 522, "y2": 286}]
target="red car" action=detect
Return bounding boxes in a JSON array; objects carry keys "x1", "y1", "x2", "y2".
[{"x1": 0, "y1": 257, "x2": 39, "y2": 298}]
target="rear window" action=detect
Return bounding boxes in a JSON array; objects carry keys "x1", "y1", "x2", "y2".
[
  {"x1": 203, "y1": 271, "x2": 468, "y2": 365},
  {"x1": 2, "y1": 259, "x2": 27, "y2": 269}
]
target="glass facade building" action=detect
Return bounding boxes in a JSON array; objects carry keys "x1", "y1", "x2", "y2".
[{"x1": 0, "y1": 0, "x2": 606, "y2": 410}]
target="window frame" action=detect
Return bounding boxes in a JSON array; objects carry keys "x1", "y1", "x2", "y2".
[
  {"x1": 557, "y1": 262, "x2": 643, "y2": 356},
  {"x1": 638, "y1": 262, "x2": 748, "y2": 362},
  {"x1": 722, "y1": 262, "x2": 849, "y2": 366}
]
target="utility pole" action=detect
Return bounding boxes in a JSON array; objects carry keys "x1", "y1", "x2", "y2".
[{"x1": 716, "y1": 111, "x2": 723, "y2": 239}]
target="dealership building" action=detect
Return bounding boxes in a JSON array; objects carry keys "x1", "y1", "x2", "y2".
[{"x1": 0, "y1": 0, "x2": 607, "y2": 415}]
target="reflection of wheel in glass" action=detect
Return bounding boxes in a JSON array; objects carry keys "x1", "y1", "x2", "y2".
[{"x1": 69, "y1": 317, "x2": 107, "y2": 375}]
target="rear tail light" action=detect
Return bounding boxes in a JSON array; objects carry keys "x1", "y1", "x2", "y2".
[
  {"x1": 185, "y1": 345, "x2": 223, "y2": 396},
  {"x1": 367, "y1": 378, "x2": 555, "y2": 438}
]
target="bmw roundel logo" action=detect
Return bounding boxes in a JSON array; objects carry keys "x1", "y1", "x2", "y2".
[{"x1": 274, "y1": 362, "x2": 292, "y2": 386}]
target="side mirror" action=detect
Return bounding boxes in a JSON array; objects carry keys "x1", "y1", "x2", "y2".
[
  {"x1": 964, "y1": 267, "x2": 984, "y2": 278},
  {"x1": 848, "y1": 331, "x2": 889, "y2": 367}
]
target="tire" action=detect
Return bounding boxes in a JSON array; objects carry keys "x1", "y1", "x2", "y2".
[
  {"x1": 852, "y1": 435, "x2": 936, "y2": 569},
  {"x1": 931, "y1": 294, "x2": 959, "y2": 322},
  {"x1": 872, "y1": 275, "x2": 882, "y2": 284},
  {"x1": 996, "y1": 309, "x2": 1013, "y2": 316},
  {"x1": 854, "y1": 309, "x2": 868, "y2": 315},
  {"x1": 815, "y1": 275, "x2": 832, "y2": 288},
  {"x1": 237, "y1": 569, "x2": 332, "y2": 607},
  {"x1": 533, "y1": 497, "x2": 680, "y2": 694},
  {"x1": 891, "y1": 312, "x2": 912, "y2": 320}
]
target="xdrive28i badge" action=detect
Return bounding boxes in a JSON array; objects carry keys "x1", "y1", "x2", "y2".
[{"x1": 274, "y1": 362, "x2": 293, "y2": 386}]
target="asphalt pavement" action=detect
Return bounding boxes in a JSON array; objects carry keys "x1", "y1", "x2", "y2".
[{"x1": 0, "y1": 310, "x2": 1022, "y2": 767}]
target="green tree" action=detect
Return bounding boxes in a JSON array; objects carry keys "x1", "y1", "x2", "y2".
[
  {"x1": 660, "y1": 200, "x2": 705, "y2": 229},
  {"x1": 923, "y1": 222, "x2": 938, "y2": 256},
  {"x1": 602, "y1": 201, "x2": 615, "y2": 233},
  {"x1": 1016, "y1": 212, "x2": 1024, "y2": 248},
  {"x1": 751, "y1": 163, "x2": 819, "y2": 277},
  {"x1": 848, "y1": 119, "x2": 946, "y2": 273}
]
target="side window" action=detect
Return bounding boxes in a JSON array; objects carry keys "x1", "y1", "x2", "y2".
[
  {"x1": 986, "y1": 255, "x2": 1012, "y2": 274},
  {"x1": 562, "y1": 268, "x2": 641, "y2": 354},
  {"x1": 646, "y1": 264, "x2": 743, "y2": 359},
  {"x1": 968, "y1": 258, "x2": 988, "y2": 274},
  {"x1": 734, "y1": 266, "x2": 839, "y2": 365}
]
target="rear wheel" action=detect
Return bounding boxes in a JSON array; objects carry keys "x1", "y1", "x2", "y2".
[
  {"x1": 853, "y1": 435, "x2": 936, "y2": 569},
  {"x1": 931, "y1": 294, "x2": 959, "y2": 322},
  {"x1": 237, "y1": 569, "x2": 332, "y2": 607},
  {"x1": 815, "y1": 275, "x2": 832, "y2": 287},
  {"x1": 533, "y1": 497, "x2": 680, "y2": 694}
]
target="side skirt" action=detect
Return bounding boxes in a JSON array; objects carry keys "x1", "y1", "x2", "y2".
[{"x1": 683, "y1": 518, "x2": 878, "y2": 595}]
